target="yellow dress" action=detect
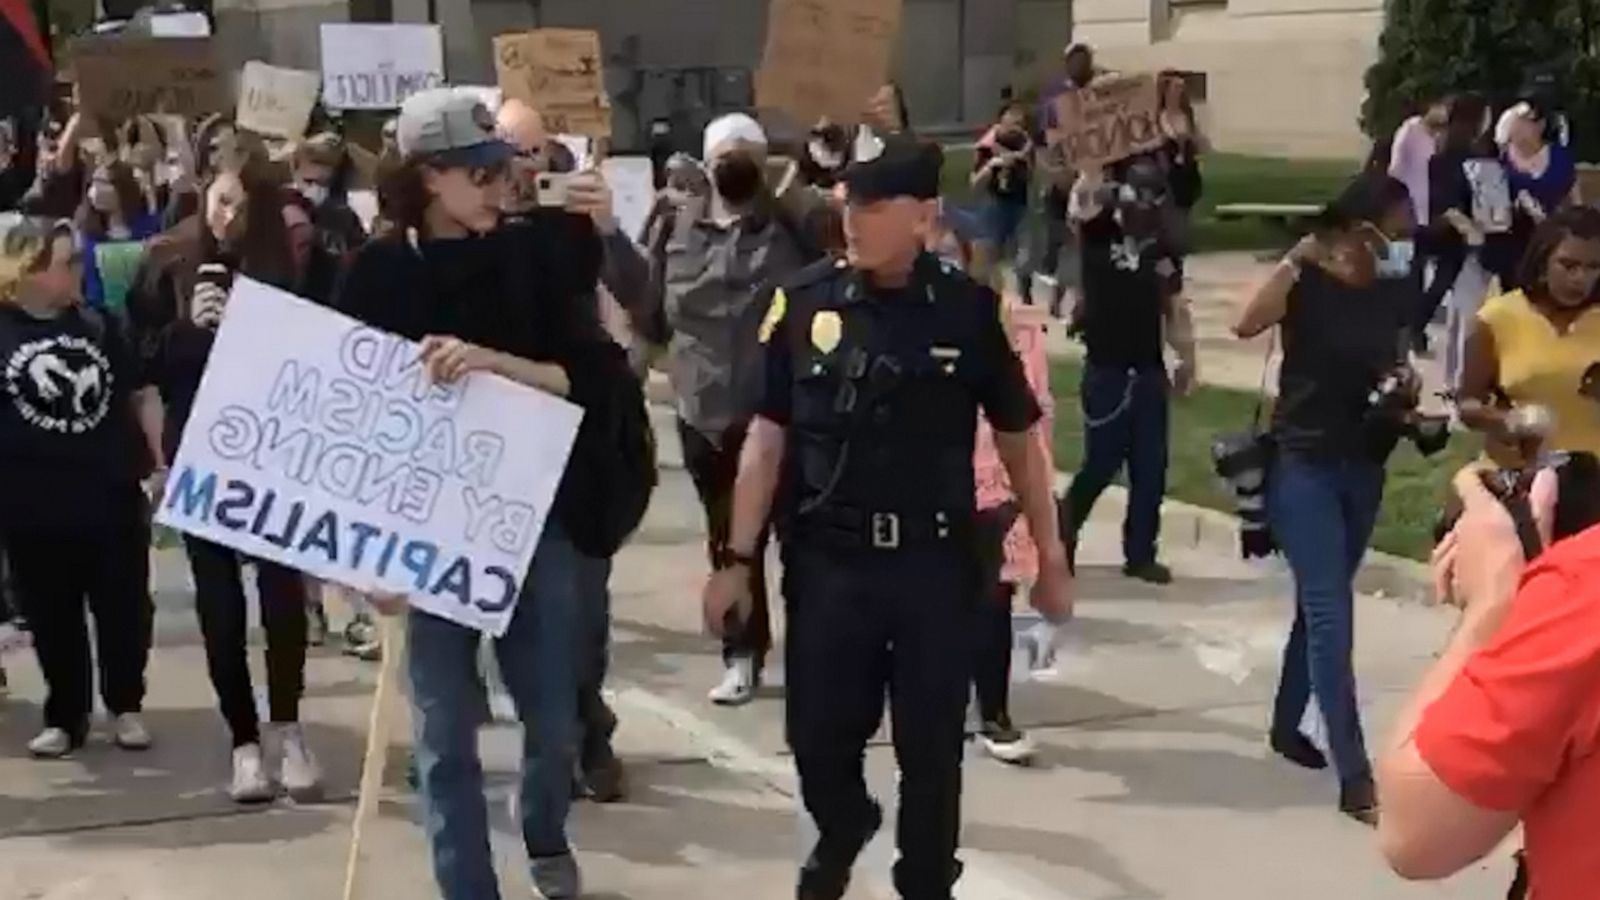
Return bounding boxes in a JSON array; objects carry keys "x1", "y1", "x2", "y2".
[{"x1": 1477, "y1": 290, "x2": 1600, "y2": 459}]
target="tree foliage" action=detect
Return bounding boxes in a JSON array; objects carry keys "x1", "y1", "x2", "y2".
[{"x1": 1363, "y1": 0, "x2": 1600, "y2": 158}]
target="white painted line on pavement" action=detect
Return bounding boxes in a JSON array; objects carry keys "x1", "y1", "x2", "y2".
[{"x1": 614, "y1": 684, "x2": 1085, "y2": 900}]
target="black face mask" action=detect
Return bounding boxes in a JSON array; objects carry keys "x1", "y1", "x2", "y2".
[{"x1": 712, "y1": 154, "x2": 764, "y2": 206}]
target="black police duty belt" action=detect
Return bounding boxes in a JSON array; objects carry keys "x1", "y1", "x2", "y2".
[{"x1": 793, "y1": 505, "x2": 973, "y2": 551}]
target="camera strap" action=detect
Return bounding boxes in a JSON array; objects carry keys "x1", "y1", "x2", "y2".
[{"x1": 1248, "y1": 329, "x2": 1278, "y2": 434}]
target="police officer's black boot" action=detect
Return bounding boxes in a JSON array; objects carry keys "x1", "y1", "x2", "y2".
[{"x1": 797, "y1": 800, "x2": 883, "y2": 900}]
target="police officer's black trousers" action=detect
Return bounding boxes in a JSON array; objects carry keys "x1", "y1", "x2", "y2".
[
  {"x1": 678, "y1": 418, "x2": 771, "y2": 666},
  {"x1": 784, "y1": 540, "x2": 973, "y2": 900}
]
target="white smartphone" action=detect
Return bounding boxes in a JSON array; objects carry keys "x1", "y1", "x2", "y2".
[{"x1": 536, "y1": 172, "x2": 573, "y2": 207}]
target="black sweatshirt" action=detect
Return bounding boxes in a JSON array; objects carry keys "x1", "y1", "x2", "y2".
[{"x1": 334, "y1": 210, "x2": 634, "y2": 558}]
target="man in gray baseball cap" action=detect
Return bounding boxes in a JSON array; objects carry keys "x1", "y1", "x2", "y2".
[{"x1": 397, "y1": 87, "x2": 515, "y2": 169}]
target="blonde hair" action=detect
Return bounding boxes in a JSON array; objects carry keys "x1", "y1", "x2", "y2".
[{"x1": 0, "y1": 217, "x2": 75, "y2": 303}]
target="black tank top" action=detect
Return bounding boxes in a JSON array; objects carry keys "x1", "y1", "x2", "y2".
[{"x1": 1272, "y1": 265, "x2": 1412, "y2": 461}]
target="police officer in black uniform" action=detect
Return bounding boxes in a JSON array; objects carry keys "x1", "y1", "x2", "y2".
[{"x1": 702, "y1": 134, "x2": 1075, "y2": 900}]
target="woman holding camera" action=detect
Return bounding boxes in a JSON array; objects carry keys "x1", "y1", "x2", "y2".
[
  {"x1": 1459, "y1": 207, "x2": 1600, "y2": 466},
  {"x1": 1234, "y1": 172, "x2": 1421, "y2": 825}
]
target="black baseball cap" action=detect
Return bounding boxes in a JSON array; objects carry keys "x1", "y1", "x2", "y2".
[{"x1": 840, "y1": 133, "x2": 943, "y2": 202}]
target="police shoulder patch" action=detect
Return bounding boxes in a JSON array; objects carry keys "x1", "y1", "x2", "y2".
[{"x1": 759, "y1": 288, "x2": 788, "y2": 344}]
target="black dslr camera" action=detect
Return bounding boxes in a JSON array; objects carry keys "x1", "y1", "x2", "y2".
[
  {"x1": 1435, "y1": 403, "x2": 1600, "y2": 550},
  {"x1": 1212, "y1": 432, "x2": 1275, "y2": 559},
  {"x1": 1366, "y1": 366, "x2": 1451, "y2": 457},
  {"x1": 1435, "y1": 451, "x2": 1600, "y2": 552}
]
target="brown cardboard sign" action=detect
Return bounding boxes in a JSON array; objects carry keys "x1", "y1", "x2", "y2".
[
  {"x1": 756, "y1": 0, "x2": 904, "y2": 126},
  {"x1": 493, "y1": 29, "x2": 611, "y2": 138},
  {"x1": 72, "y1": 36, "x2": 226, "y2": 122},
  {"x1": 1051, "y1": 73, "x2": 1164, "y2": 170},
  {"x1": 237, "y1": 62, "x2": 322, "y2": 140}
]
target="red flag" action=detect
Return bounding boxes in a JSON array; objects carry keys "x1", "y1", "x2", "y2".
[{"x1": 0, "y1": 0, "x2": 49, "y2": 70}]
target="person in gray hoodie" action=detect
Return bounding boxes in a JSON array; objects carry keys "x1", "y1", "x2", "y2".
[{"x1": 585, "y1": 112, "x2": 819, "y2": 706}]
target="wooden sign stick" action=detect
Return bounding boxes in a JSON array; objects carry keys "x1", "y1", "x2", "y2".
[{"x1": 342, "y1": 613, "x2": 407, "y2": 900}]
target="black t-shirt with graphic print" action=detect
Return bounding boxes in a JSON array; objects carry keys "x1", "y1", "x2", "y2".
[
  {"x1": 1077, "y1": 211, "x2": 1175, "y2": 370},
  {"x1": 0, "y1": 303, "x2": 149, "y2": 532}
]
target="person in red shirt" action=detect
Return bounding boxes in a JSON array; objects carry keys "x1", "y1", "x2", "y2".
[{"x1": 1378, "y1": 466, "x2": 1600, "y2": 898}]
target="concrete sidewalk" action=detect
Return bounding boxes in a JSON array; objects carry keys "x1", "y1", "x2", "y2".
[{"x1": 0, "y1": 411, "x2": 1509, "y2": 900}]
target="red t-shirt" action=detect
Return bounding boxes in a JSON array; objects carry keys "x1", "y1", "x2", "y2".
[{"x1": 1415, "y1": 530, "x2": 1600, "y2": 900}]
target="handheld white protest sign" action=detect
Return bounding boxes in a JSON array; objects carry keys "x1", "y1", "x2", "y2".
[
  {"x1": 155, "y1": 279, "x2": 583, "y2": 636},
  {"x1": 237, "y1": 62, "x2": 322, "y2": 139},
  {"x1": 320, "y1": 23, "x2": 445, "y2": 111}
]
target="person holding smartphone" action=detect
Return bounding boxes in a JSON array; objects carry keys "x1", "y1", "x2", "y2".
[{"x1": 127, "y1": 157, "x2": 321, "y2": 805}]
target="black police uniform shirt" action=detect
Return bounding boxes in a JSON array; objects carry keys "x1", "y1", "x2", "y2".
[
  {"x1": 755, "y1": 254, "x2": 1041, "y2": 518},
  {"x1": 0, "y1": 303, "x2": 148, "y2": 532},
  {"x1": 1076, "y1": 211, "x2": 1176, "y2": 371}
]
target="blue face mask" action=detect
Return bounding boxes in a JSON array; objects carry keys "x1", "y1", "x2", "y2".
[{"x1": 1377, "y1": 238, "x2": 1415, "y2": 279}]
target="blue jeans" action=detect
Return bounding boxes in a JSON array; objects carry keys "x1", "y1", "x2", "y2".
[
  {"x1": 409, "y1": 526, "x2": 583, "y2": 900},
  {"x1": 1065, "y1": 365, "x2": 1170, "y2": 566},
  {"x1": 981, "y1": 199, "x2": 1029, "y2": 253},
  {"x1": 1267, "y1": 454, "x2": 1384, "y2": 784}
]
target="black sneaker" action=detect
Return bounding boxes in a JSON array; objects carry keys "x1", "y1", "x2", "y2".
[
  {"x1": 1339, "y1": 777, "x2": 1380, "y2": 827},
  {"x1": 1123, "y1": 561, "x2": 1173, "y2": 584},
  {"x1": 798, "y1": 801, "x2": 883, "y2": 900},
  {"x1": 978, "y1": 716, "x2": 1037, "y2": 765}
]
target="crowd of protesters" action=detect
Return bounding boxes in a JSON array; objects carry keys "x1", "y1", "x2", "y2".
[{"x1": 0, "y1": 26, "x2": 1597, "y2": 900}]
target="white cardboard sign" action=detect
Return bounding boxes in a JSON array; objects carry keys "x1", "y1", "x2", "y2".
[
  {"x1": 601, "y1": 156, "x2": 655, "y2": 243},
  {"x1": 319, "y1": 23, "x2": 445, "y2": 111},
  {"x1": 155, "y1": 278, "x2": 583, "y2": 636},
  {"x1": 237, "y1": 62, "x2": 322, "y2": 139}
]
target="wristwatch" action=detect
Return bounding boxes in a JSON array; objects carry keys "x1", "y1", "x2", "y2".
[{"x1": 722, "y1": 548, "x2": 759, "y2": 570}]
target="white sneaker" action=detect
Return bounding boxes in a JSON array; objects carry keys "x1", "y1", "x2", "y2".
[
  {"x1": 113, "y1": 713, "x2": 153, "y2": 751},
  {"x1": 708, "y1": 657, "x2": 757, "y2": 706},
  {"x1": 270, "y1": 723, "x2": 324, "y2": 803},
  {"x1": 27, "y1": 727, "x2": 76, "y2": 759},
  {"x1": 229, "y1": 743, "x2": 276, "y2": 804},
  {"x1": 0, "y1": 621, "x2": 29, "y2": 655}
]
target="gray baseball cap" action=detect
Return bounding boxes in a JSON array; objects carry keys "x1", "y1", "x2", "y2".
[{"x1": 397, "y1": 88, "x2": 514, "y2": 168}]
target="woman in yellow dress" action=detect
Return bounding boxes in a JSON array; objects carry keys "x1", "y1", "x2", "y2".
[{"x1": 1459, "y1": 207, "x2": 1600, "y2": 465}]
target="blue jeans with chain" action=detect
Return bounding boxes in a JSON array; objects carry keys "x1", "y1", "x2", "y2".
[{"x1": 1064, "y1": 364, "x2": 1170, "y2": 566}]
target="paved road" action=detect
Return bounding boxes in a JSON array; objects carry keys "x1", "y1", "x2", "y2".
[{"x1": 0, "y1": 409, "x2": 1508, "y2": 899}]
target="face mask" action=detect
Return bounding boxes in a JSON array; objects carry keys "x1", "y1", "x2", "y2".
[
  {"x1": 296, "y1": 182, "x2": 329, "y2": 207},
  {"x1": 1375, "y1": 238, "x2": 1415, "y2": 278},
  {"x1": 712, "y1": 154, "x2": 763, "y2": 206}
]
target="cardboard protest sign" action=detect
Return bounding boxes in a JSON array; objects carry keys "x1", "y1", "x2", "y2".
[
  {"x1": 237, "y1": 62, "x2": 322, "y2": 140},
  {"x1": 493, "y1": 29, "x2": 612, "y2": 138},
  {"x1": 72, "y1": 36, "x2": 226, "y2": 122},
  {"x1": 155, "y1": 279, "x2": 584, "y2": 636},
  {"x1": 320, "y1": 23, "x2": 445, "y2": 111},
  {"x1": 1051, "y1": 73, "x2": 1163, "y2": 171},
  {"x1": 756, "y1": 0, "x2": 904, "y2": 126}
]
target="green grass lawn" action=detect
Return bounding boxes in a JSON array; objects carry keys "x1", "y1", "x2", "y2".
[
  {"x1": 943, "y1": 148, "x2": 1359, "y2": 253},
  {"x1": 1048, "y1": 358, "x2": 1479, "y2": 561}
]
